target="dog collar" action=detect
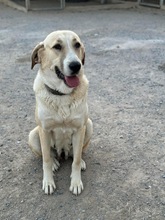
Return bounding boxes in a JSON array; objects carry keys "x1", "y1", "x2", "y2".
[{"x1": 44, "y1": 84, "x2": 66, "y2": 96}]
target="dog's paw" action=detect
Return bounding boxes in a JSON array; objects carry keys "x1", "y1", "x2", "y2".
[
  {"x1": 69, "y1": 179, "x2": 84, "y2": 195},
  {"x1": 81, "y1": 159, "x2": 86, "y2": 171},
  {"x1": 52, "y1": 158, "x2": 60, "y2": 172},
  {"x1": 42, "y1": 178, "x2": 56, "y2": 195}
]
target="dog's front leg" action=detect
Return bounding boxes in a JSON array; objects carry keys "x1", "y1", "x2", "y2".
[
  {"x1": 39, "y1": 127, "x2": 56, "y2": 195},
  {"x1": 70, "y1": 126, "x2": 85, "y2": 195}
]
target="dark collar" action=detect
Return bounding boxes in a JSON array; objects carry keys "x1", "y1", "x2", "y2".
[{"x1": 44, "y1": 84, "x2": 66, "y2": 96}]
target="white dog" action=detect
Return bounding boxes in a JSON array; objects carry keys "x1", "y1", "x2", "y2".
[{"x1": 28, "y1": 30, "x2": 93, "y2": 195}]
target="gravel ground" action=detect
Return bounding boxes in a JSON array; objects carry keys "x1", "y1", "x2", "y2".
[{"x1": 1, "y1": 3, "x2": 165, "y2": 220}]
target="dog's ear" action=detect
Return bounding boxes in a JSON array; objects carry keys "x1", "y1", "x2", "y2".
[
  {"x1": 82, "y1": 51, "x2": 85, "y2": 65},
  {"x1": 81, "y1": 44, "x2": 85, "y2": 65},
  {"x1": 31, "y1": 42, "x2": 44, "y2": 70}
]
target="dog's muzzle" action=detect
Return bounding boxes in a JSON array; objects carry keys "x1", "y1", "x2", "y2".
[{"x1": 55, "y1": 65, "x2": 80, "y2": 88}]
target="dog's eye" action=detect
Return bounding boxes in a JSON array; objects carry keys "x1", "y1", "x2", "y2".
[
  {"x1": 75, "y1": 42, "x2": 81, "y2": 49},
  {"x1": 53, "y1": 44, "x2": 62, "y2": 50}
]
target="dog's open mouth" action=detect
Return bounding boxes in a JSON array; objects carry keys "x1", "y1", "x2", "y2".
[{"x1": 55, "y1": 66, "x2": 79, "y2": 88}]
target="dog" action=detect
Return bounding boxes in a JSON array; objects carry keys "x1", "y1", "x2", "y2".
[{"x1": 28, "y1": 30, "x2": 93, "y2": 195}]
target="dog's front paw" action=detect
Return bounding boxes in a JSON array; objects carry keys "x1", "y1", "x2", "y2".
[
  {"x1": 69, "y1": 178, "x2": 84, "y2": 195},
  {"x1": 42, "y1": 178, "x2": 56, "y2": 195}
]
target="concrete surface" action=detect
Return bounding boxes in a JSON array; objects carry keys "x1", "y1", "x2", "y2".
[{"x1": 1, "y1": 3, "x2": 165, "y2": 220}]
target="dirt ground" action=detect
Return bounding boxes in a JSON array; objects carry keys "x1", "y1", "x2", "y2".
[{"x1": 1, "y1": 3, "x2": 165, "y2": 220}]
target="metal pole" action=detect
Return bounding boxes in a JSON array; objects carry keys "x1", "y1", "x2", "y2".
[
  {"x1": 160, "y1": 0, "x2": 164, "y2": 8},
  {"x1": 25, "y1": 0, "x2": 30, "y2": 11}
]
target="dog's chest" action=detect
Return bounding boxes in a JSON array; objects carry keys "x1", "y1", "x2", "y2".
[
  {"x1": 38, "y1": 98, "x2": 86, "y2": 131},
  {"x1": 57, "y1": 104, "x2": 72, "y2": 120},
  {"x1": 39, "y1": 99, "x2": 86, "y2": 157},
  {"x1": 52, "y1": 127, "x2": 73, "y2": 158}
]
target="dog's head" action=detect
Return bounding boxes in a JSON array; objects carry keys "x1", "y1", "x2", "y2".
[{"x1": 31, "y1": 30, "x2": 85, "y2": 93}]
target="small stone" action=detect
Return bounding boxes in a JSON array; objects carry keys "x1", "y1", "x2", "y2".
[
  {"x1": 56, "y1": 190, "x2": 63, "y2": 195},
  {"x1": 160, "y1": 198, "x2": 165, "y2": 205},
  {"x1": 145, "y1": 185, "x2": 151, "y2": 189},
  {"x1": 33, "y1": 168, "x2": 37, "y2": 172},
  {"x1": 6, "y1": 202, "x2": 10, "y2": 207},
  {"x1": 94, "y1": 162, "x2": 101, "y2": 165}
]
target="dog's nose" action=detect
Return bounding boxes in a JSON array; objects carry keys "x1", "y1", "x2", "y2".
[{"x1": 69, "y1": 61, "x2": 81, "y2": 74}]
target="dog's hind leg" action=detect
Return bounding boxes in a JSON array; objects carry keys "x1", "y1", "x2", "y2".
[
  {"x1": 28, "y1": 126, "x2": 42, "y2": 157},
  {"x1": 83, "y1": 118, "x2": 93, "y2": 152},
  {"x1": 79, "y1": 118, "x2": 93, "y2": 172},
  {"x1": 28, "y1": 126, "x2": 60, "y2": 172}
]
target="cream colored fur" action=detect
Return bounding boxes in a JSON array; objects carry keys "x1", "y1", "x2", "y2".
[{"x1": 28, "y1": 30, "x2": 93, "y2": 195}]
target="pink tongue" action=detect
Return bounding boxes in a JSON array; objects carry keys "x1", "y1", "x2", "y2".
[{"x1": 64, "y1": 76, "x2": 79, "y2": 88}]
